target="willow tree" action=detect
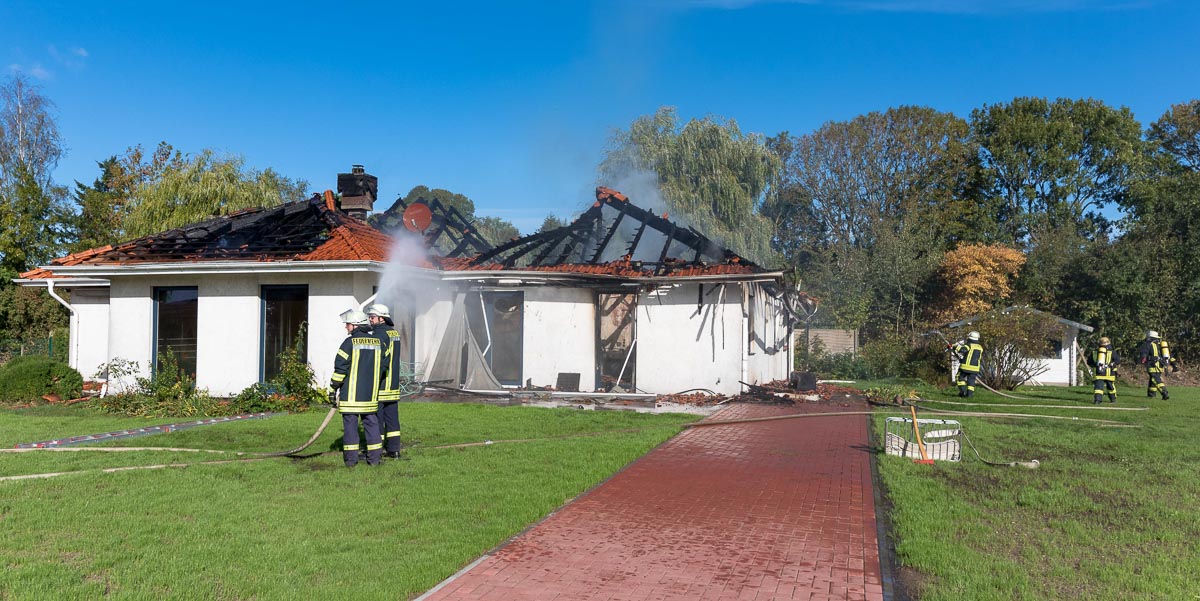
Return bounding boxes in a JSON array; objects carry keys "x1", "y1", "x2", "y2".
[
  {"x1": 121, "y1": 148, "x2": 309, "y2": 238},
  {"x1": 598, "y1": 107, "x2": 781, "y2": 265}
]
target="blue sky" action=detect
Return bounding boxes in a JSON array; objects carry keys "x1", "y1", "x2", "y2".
[{"x1": 3, "y1": 0, "x2": 1197, "y2": 233}]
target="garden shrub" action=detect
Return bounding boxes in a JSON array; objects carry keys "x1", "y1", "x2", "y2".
[
  {"x1": 96, "y1": 351, "x2": 220, "y2": 417},
  {"x1": 0, "y1": 355, "x2": 84, "y2": 404},
  {"x1": 231, "y1": 323, "x2": 324, "y2": 413}
]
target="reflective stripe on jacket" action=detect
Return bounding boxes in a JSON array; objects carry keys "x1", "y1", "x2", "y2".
[
  {"x1": 331, "y1": 326, "x2": 387, "y2": 413},
  {"x1": 955, "y1": 342, "x2": 984, "y2": 373},
  {"x1": 376, "y1": 325, "x2": 405, "y2": 402}
]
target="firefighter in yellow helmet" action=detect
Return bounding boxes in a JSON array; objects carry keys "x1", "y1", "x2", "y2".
[
  {"x1": 330, "y1": 309, "x2": 388, "y2": 466},
  {"x1": 950, "y1": 331, "x2": 984, "y2": 398},
  {"x1": 1086, "y1": 336, "x2": 1119, "y2": 404},
  {"x1": 1137, "y1": 330, "x2": 1174, "y2": 400}
]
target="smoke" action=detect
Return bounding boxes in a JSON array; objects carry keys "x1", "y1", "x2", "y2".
[{"x1": 375, "y1": 229, "x2": 440, "y2": 323}]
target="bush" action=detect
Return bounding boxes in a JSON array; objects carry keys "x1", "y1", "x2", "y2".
[
  {"x1": 51, "y1": 326, "x2": 69, "y2": 364},
  {"x1": 0, "y1": 355, "x2": 84, "y2": 404},
  {"x1": 97, "y1": 351, "x2": 220, "y2": 418},
  {"x1": 230, "y1": 323, "x2": 324, "y2": 413},
  {"x1": 804, "y1": 338, "x2": 871, "y2": 380}
]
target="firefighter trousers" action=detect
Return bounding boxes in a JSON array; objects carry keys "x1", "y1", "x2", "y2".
[
  {"x1": 342, "y1": 412, "x2": 382, "y2": 466},
  {"x1": 377, "y1": 401, "x2": 402, "y2": 453}
]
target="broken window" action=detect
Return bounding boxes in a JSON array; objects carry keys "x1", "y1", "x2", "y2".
[
  {"x1": 596, "y1": 293, "x2": 636, "y2": 391},
  {"x1": 465, "y1": 291, "x2": 524, "y2": 386},
  {"x1": 154, "y1": 287, "x2": 198, "y2": 378},
  {"x1": 261, "y1": 285, "x2": 308, "y2": 381}
]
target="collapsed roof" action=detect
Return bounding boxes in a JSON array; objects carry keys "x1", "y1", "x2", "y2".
[
  {"x1": 370, "y1": 195, "x2": 493, "y2": 259},
  {"x1": 439, "y1": 187, "x2": 766, "y2": 278},
  {"x1": 20, "y1": 192, "x2": 396, "y2": 280},
  {"x1": 21, "y1": 186, "x2": 784, "y2": 285}
]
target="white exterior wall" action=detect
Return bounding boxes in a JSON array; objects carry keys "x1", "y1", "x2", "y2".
[
  {"x1": 522, "y1": 287, "x2": 596, "y2": 391},
  {"x1": 744, "y1": 283, "x2": 792, "y2": 387},
  {"x1": 68, "y1": 288, "x2": 110, "y2": 380},
  {"x1": 102, "y1": 272, "x2": 383, "y2": 396},
  {"x1": 636, "y1": 283, "x2": 745, "y2": 396},
  {"x1": 107, "y1": 278, "x2": 157, "y2": 384}
]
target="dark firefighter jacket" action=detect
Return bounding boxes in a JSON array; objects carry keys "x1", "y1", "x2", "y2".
[
  {"x1": 330, "y1": 324, "x2": 389, "y2": 413},
  {"x1": 954, "y1": 341, "x2": 984, "y2": 373},
  {"x1": 1137, "y1": 339, "x2": 1172, "y2": 374},
  {"x1": 375, "y1": 323, "x2": 406, "y2": 402}
]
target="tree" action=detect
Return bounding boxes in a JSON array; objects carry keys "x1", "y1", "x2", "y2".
[
  {"x1": 369, "y1": 185, "x2": 520, "y2": 250},
  {"x1": 538, "y1": 214, "x2": 566, "y2": 232},
  {"x1": 1147, "y1": 99, "x2": 1200, "y2": 170},
  {"x1": 970, "y1": 97, "x2": 1144, "y2": 243},
  {"x1": 70, "y1": 157, "x2": 125, "y2": 252},
  {"x1": 0, "y1": 74, "x2": 71, "y2": 277},
  {"x1": 766, "y1": 106, "x2": 980, "y2": 336},
  {"x1": 932, "y1": 243, "x2": 1026, "y2": 323},
  {"x1": 474, "y1": 216, "x2": 520, "y2": 246},
  {"x1": 598, "y1": 107, "x2": 782, "y2": 265},
  {"x1": 121, "y1": 148, "x2": 309, "y2": 238},
  {"x1": 0, "y1": 73, "x2": 64, "y2": 192}
]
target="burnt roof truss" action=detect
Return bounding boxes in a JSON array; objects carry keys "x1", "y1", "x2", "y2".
[
  {"x1": 467, "y1": 191, "x2": 758, "y2": 275},
  {"x1": 79, "y1": 195, "x2": 336, "y2": 263},
  {"x1": 370, "y1": 197, "x2": 493, "y2": 258}
]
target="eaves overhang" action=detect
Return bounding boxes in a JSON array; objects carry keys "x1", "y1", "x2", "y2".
[
  {"x1": 39, "y1": 260, "x2": 438, "y2": 279},
  {"x1": 13, "y1": 277, "x2": 111, "y2": 288}
]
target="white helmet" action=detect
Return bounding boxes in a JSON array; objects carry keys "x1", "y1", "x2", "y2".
[
  {"x1": 340, "y1": 309, "x2": 369, "y2": 325},
  {"x1": 967, "y1": 331, "x2": 980, "y2": 342},
  {"x1": 366, "y1": 303, "x2": 391, "y2": 319},
  {"x1": 1147, "y1": 330, "x2": 1160, "y2": 339}
]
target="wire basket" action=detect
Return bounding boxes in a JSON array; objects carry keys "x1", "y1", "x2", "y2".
[
  {"x1": 884, "y1": 417, "x2": 962, "y2": 462},
  {"x1": 394, "y1": 361, "x2": 424, "y2": 397}
]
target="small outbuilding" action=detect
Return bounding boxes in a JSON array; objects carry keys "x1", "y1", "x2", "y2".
[{"x1": 945, "y1": 306, "x2": 1094, "y2": 387}]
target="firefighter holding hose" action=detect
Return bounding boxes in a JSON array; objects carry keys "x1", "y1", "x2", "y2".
[
  {"x1": 367, "y1": 303, "x2": 404, "y2": 459},
  {"x1": 330, "y1": 309, "x2": 388, "y2": 467},
  {"x1": 949, "y1": 331, "x2": 984, "y2": 398}
]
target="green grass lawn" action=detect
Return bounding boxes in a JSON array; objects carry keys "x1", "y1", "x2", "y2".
[
  {"x1": 874, "y1": 380, "x2": 1200, "y2": 600},
  {"x1": 0, "y1": 403, "x2": 698, "y2": 600}
]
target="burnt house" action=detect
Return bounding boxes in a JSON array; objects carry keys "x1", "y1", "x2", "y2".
[{"x1": 18, "y1": 170, "x2": 806, "y2": 396}]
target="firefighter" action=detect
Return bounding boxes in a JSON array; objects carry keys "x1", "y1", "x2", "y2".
[
  {"x1": 950, "y1": 331, "x2": 984, "y2": 398},
  {"x1": 1086, "y1": 336, "x2": 1119, "y2": 404},
  {"x1": 367, "y1": 303, "x2": 404, "y2": 459},
  {"x1": 1137, "y1": 330, "x2": 1174, "y2": 400},
  {"x1": 330, "y1": 309, "x2": 387, "y2": 467}
]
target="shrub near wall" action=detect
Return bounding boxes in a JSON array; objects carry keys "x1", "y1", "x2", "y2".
[{"x1": 0, "y1": 356, "x2": 83, "y2": 405}]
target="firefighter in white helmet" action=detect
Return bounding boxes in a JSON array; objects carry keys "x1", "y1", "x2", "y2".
[
  {"x1": 949, "y1": 331, "x2": 984, "y2": 398},
  {"x1": 367, "y1": 303, "x2": 404, "y2": 458},
  {"x1": 1137, "y1": 330, "x2": 1174, "y2": 400},
  {"x1": 330, "y1": 308, "x2": 387, "y2": 466}
]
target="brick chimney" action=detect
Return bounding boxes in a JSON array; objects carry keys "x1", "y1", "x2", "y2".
[{"x1": 336, "y1": 164, "x2": 377, "y2": 220}]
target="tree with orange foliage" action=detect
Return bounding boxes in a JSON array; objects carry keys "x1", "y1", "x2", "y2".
[{"x1": 933, "y1": 243, "x2": 1026, "y2": 323}]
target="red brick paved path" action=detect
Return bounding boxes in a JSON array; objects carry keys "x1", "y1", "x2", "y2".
[{"x1": 420, "y1": 402, "x2": 884, "y2": 601}]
